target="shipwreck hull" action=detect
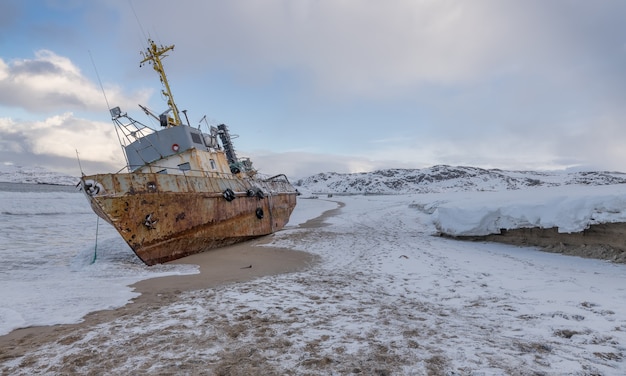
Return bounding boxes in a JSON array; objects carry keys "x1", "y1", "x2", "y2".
[{"x1": 82, "y1": 172, "x2": 297, "y2": 265}]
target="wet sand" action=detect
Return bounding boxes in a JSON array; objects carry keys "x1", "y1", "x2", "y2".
[
  {"x1": 0, "y1": 201, "x2": 341, "y2": 362},
  {"x1": 0, "y1": 239, "x2": 316, "y2": 358}
]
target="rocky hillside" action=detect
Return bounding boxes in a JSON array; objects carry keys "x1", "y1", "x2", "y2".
[
  {"x1": 295, "y1": 165, "x2": 626, "y2": 194},
  {"x1": 4, "y1": 163, "x2": 625, "y2": 193}
]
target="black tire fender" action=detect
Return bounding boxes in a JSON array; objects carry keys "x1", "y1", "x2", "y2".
[
  {"x1": 255, "y1": 189, "x2": 264, "y2": 199},
  {"x1": 223, "y1": 188, "x2": 236, "y2": 201}
]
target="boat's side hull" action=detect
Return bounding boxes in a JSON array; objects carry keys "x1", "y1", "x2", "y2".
[{"x1": 81, "y1": 173, "x2": 297, "y2": 265}]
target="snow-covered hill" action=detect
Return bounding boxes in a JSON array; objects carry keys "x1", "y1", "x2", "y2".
[
  {"x1": 3, "y1": 163, "x2": 626, "y2": 193},
  {"x1": 0, "y1": 164, "x2": 78, "y2": 186},
  {"x1": 295, "y1": 165, "x2": 626, "y2": 194}
]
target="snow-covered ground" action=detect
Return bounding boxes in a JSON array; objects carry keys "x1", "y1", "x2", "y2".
[
  {"x1": 0, "y1": 163, "x2": 77, "y2": 185},
  {"x1": 3, "y1": 192, "x2": 626, "y2": 375}
]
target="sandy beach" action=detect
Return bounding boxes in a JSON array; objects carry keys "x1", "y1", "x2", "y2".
[
  {"x1": 0, "y1": 201, "x2": 336, "y2": 366},
  {"x1": 0, "y1": 238, "x2": 318, "y2": 353}
]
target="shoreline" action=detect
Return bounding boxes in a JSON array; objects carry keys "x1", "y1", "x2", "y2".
[
  {"x1": 0, "y1": 199, "x2": 343, "y2": 357},
  {"x1": 3, "y1": 197, "x2": 626, "y2": 374},
  {"x1": 0, "y1": 241, "x2": 316, "y2": 357}
]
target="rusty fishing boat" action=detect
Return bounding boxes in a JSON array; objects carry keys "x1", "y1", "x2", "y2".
[{"x1": 79, "y1": 39, "x2": 297, "y2": 265}]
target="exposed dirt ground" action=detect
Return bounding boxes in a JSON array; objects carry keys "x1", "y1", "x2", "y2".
[{"x1": 447, "y1": 222, "x2": 626, "y2": 263}]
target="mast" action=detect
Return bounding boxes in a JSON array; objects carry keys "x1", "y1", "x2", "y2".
[{"x1": 140, "y1": 39, "x2": 182, "y2": 127}]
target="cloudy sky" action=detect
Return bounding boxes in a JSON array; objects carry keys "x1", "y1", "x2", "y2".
[{"x1": 1, "y1": 0, "x2": 625, "y2": 178}]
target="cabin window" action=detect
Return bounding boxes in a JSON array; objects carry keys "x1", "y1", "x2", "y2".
[
  {"x1": 190, "y1": 132, "x2": 203, "y2": 144},
  {"x1": 210, "y1": 159, "x2": 217, "y2": 170},
  {"x1": 178, "y1": 162, "x2": 191, "y2": 171},
  {"x1": 157, "y1": 169, "x2": 168, "y2": 174}
]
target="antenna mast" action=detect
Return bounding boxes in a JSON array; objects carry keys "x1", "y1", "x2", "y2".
[{"x1": 140, "y1": 39, "x2": 182, "y2": 127}]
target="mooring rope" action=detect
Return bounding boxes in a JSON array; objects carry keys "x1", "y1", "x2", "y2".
[{"x1": 92, "y1": 216, "x2": 99, "y2": 264}]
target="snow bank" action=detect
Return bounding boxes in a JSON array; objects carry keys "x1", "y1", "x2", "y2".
[{"x1": 424, "y1": 184, "x2": 626, "y2": 236}]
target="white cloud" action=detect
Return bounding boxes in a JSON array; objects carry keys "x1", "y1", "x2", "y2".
[
  {"x1": 0, "y1": 117, "x2": 23, "y2": 153},
  {"x1": 32, "y1": 113, "x2": 121, "y2": 162},
  {"x1": 0, "y1": 113, "x2": 124, "y2": 169},
  {"x1": 0, "y1": 59, "x2": 8, "y2": 81},
  {"x1": 0, "y1": 50, "x2": 149, "y2": 113}
]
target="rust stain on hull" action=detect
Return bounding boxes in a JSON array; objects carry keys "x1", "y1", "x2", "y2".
[{"x1": 82, "y1": 172, "x2": 297, "y2": 265}]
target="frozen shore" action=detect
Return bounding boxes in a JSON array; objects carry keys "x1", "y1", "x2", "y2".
[{"x1": 2, "y1": 194, "x2": 626, "y2": 375}]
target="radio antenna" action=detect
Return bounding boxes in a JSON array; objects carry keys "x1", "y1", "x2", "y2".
[
  {"x1": 129, "y1": 0, "x2": 149, "y2": 43},
  {"x1": 76, "y1": 149, "x2": 84, "y2": 176},
  {"x1": 89, "y1": 50, "x2": 125, "y2": 160},
  {"x1": 89, "y1": 50, "x2": 111, "y2": 111}
]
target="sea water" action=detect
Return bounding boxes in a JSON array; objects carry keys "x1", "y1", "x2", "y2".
[{"x1": 0, "y1": 182, "x2": 198, "y2": 336}]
